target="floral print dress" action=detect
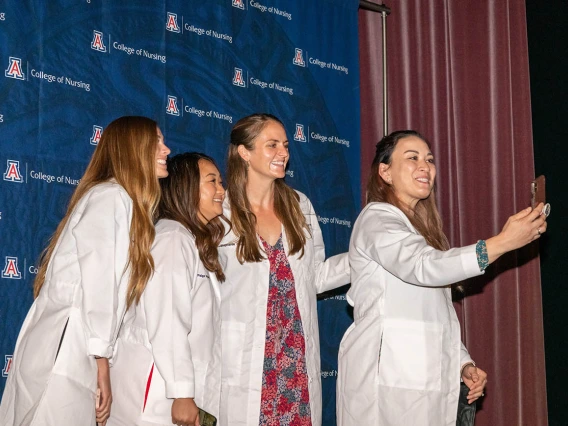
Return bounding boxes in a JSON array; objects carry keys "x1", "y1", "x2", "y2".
[{"x1": 259, "y1": 235, "x2": 312, "y2": 426}]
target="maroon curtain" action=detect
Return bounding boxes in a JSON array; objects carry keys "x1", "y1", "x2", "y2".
[{"x1": 359, "y1": 1, "x2": 548, "y2": 425}]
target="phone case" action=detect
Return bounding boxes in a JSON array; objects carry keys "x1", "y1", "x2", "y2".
[
  {"x1": 199, "y1": 408, "x2": 217, "y2": 426},
  {"x1": 531, "y1": 175, "x2": 546, "y2": 208}
]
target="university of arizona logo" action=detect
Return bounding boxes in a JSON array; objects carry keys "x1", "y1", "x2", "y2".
[
  {"x1": 3, "y1": 160, "x2": 24, "y2": 183},
  {"x1": 232, "y1": 0, "x2": 245, "y2": 10},
  {"x1": 166, "y1": 12, "x2": 181, "y2": 33},
  {"x1": 232, "y1": 68, "x2": 245, "y2": 87},
  {"x1": 294, "y1": 124, "x2": 307, "y2": 142},
  {"x1": 5, "y1": 57, "x2": 25, "y2": 80},
  {"x1": 166, "y1": 96, "x2": 180, "y2": 116},
  {"x1": 293, "y1": 48, "x2": 305, "y2": 67},
  {"x1": 2, "y1": 256, "x2": 22, "y2": 279},
  {"x1": 2, "y1": 355, "x2": 12, "y2": 377},
  {"x1": 91, "y1": 31, "x2": 107, "y2": 52},
  {"x1": 90, "y1": 125, "x2": 103, "y2": 145}
]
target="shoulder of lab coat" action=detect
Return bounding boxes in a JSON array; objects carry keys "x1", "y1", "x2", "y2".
[
  {"x1": 71, "y1": 181, "x2": 133, "y2": 358},
  {"x1": 143, "y1": 219, "x2": 199, "y2": 399},
  {"x1": 351, "y1": 202, "x2": 483, "y2": 287},
  {"x1": 295, "y1": 190, "x2": 350, "y2": 293}
]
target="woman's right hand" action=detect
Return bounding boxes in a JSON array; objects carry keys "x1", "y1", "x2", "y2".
[
  {"x1": 95, "y1": 357, "x2": 112, "y2": 426},
  {"x1": 171, "y1": 398, "x2": 200, "y2": 426},
  {"x1": 486, "y1": 203, "x2": 548, "y2": 263}
]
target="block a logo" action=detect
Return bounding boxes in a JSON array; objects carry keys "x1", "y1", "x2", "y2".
[
  {"x1": 294, "y1": 124, "x2": 307, "y2": 142},
  {"x1": 293, "y1": 48, "x2": 305, "y2": 67},
  {"x1": 232, "y1": 68, "x2": 245, "y2": 87},
  {"x1": 3, "y1": 160, "x2": 24, "y2": 183},
  {"x1": 166, "y1": 96, "x2": 180, "y2": 116},
  {"x1": 2, "y1": 256, "x2": 22, "y2": 279},
  {"x1": 91, "y1": 30, "x2": 107, "y2": 52},
  {"x1": 90, "y1": 125, "x2": 103, "y2": 146},
  {"x1": 5, "y1": 57, "x2": 25, "y2": 80},
  {"x1": 166, "y1": 12, "x2": 181, "y2": 33},
  {"x1": 2, "y1": 355, "x2": 12, "y2": 378},
  {"x1": 232, "y1": 0, "x2": 245, "y2": 10}
]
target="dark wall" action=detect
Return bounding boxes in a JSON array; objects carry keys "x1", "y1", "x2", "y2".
[{"x1": 526, "y1": 1, "x2": 568, "y2": 425}]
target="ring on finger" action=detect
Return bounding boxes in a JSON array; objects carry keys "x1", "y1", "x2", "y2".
[{"x1": 537, "y1": 228, "x2": 541, "y2": 235}]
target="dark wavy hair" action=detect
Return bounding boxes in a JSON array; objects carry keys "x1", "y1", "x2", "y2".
[
  {"x1": 367, "y1": 130, "x2": 449, "y2": 252},
  {"x1": 158, "y1": 152, "x2": 226, "y2": 281}
]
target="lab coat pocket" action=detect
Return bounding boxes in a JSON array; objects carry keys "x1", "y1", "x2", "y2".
[
  {"x1": 52, "y1": 309, "x2": 96, "y2": 389},
  {"x1": 378, "y1": 319, "x2": 442, "y2": 391},
  {"x1": 337, "y1": 317, "x2": 383, "y2": 424},
  {"x1": 221, "y1": 321, "x2": 246, "y2": 386}
]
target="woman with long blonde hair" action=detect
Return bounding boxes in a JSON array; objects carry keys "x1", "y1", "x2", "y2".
[
  {"x1": 218, "y1": 113, "x2": 350, "y2": 426},
  {"x1": 0, "y1": 116, "x2": 170, "y2": 426}
]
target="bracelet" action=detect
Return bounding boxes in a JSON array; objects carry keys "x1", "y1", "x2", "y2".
[{"x1": 475, "y1": 240, "x2": 489, "y2": 271}]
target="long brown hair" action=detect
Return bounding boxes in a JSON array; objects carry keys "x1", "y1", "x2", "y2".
[
  {"x1": 367, "y1": 130, "x2": 450, "y2": 251},
  {"x1": 227, "y1": 113, "x2": 308, "y2": 263},
  {"x1": 34, "y1": 116, "x2": 161, "y2": 309},
  {"x1": 158, "y1": 152, "x2": 226, "y2": 281}
]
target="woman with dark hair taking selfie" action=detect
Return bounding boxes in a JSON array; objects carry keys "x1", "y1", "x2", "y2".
[
  {"x1": 337, "y1": 130, "x2": 548, "y2": 426},
  {"x1": 218, "y1": 113, "x2": 350, "y2": 426},
  {"x1": 108, "y1": 153, "x2": 226, "y2": 426},
  {"x1": 0, "y1": 116, "x2": 170, "y2": 425}
]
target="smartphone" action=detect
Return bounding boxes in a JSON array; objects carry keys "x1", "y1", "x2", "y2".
[
  {"x1": 530, "y1": 175, "x2": 546, "y2": 209},
  {"x1": 199, "y1": 408, "x2": 217, "y2": 426}
]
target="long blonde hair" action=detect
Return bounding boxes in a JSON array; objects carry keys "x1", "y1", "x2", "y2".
[
  {"x1": 367, "y1": 130, "x2": 450, "y2": 251},
  {"x1": 227, "y1": 113, "x2": 309, "y2": 263},
  {"x1": 34, "y1": 116, "x2": 161, "y2": 309}
]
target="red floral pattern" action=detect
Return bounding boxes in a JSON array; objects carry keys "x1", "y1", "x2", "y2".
[{"x1": 259, "y1": 235, "x2": 312, "y2": 426}]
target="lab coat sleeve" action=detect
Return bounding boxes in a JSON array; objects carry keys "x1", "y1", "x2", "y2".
[
  {"x1": 460, "y1": 341, "x2": 474, "y2": 367},
  {"x1": 72, "y1": 186, "x2": 132, "y2": 358},
  {"x1": 143, "y1": 229, "x2": 196, "y2": 399},
  {"x1": 355, "y1": 205, "x2": 482, "y2": 287},
  {"x1": 302, "y1": 194, "x2": 350, "y2": 294}
]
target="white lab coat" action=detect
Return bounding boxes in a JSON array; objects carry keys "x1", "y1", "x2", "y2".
[
  {"x1": 108, "y1": 219, "x2": 221, "y2": 426},
  {"x1": 218, "y1": 191, "x2": 350, "y2": 426},
  {"x1": 337, "y1": 203, "x2": 484, "y2": 426},
  {"x1": 0, "y1": 182, "x2": 132, "y2": 426}
]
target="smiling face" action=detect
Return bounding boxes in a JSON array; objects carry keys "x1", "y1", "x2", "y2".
[
  {"x1": 378, "y1": 136, "x2": 436, "y2": 210},
  {"x1": 238, "y1": 120, "x2": 289, "y2": 181},
  {"x1": 155, "y1": 127, "x2": 171, "y2": 178},
  {"x1": 198, "y1": 159, "x2": 225, "y2": 224}
]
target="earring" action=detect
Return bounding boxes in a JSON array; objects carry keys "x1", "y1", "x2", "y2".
[{"x1": 245, "y1": 160, "x2": 250, "y2": 170}]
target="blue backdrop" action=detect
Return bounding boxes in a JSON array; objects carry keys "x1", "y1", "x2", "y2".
[{"x1": 0, "y1": 1, "x2": 360, "y2": 424}]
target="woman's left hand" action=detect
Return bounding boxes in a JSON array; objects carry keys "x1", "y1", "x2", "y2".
[{"x1": 461, "y1": 365, "x2": 488, "y2": 404}]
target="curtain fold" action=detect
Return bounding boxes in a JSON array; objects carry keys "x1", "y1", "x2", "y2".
[
  {"x1": 358, "y1": 1, "x2": 547, "y2": 424},
  {"x1": 358, "y1": 8, "x2": 384, "y2": 205}
]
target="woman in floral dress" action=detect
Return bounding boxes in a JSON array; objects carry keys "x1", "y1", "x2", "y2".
[{"x1": 218, "y1": 113, "x2": 350, "y2": 426}]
